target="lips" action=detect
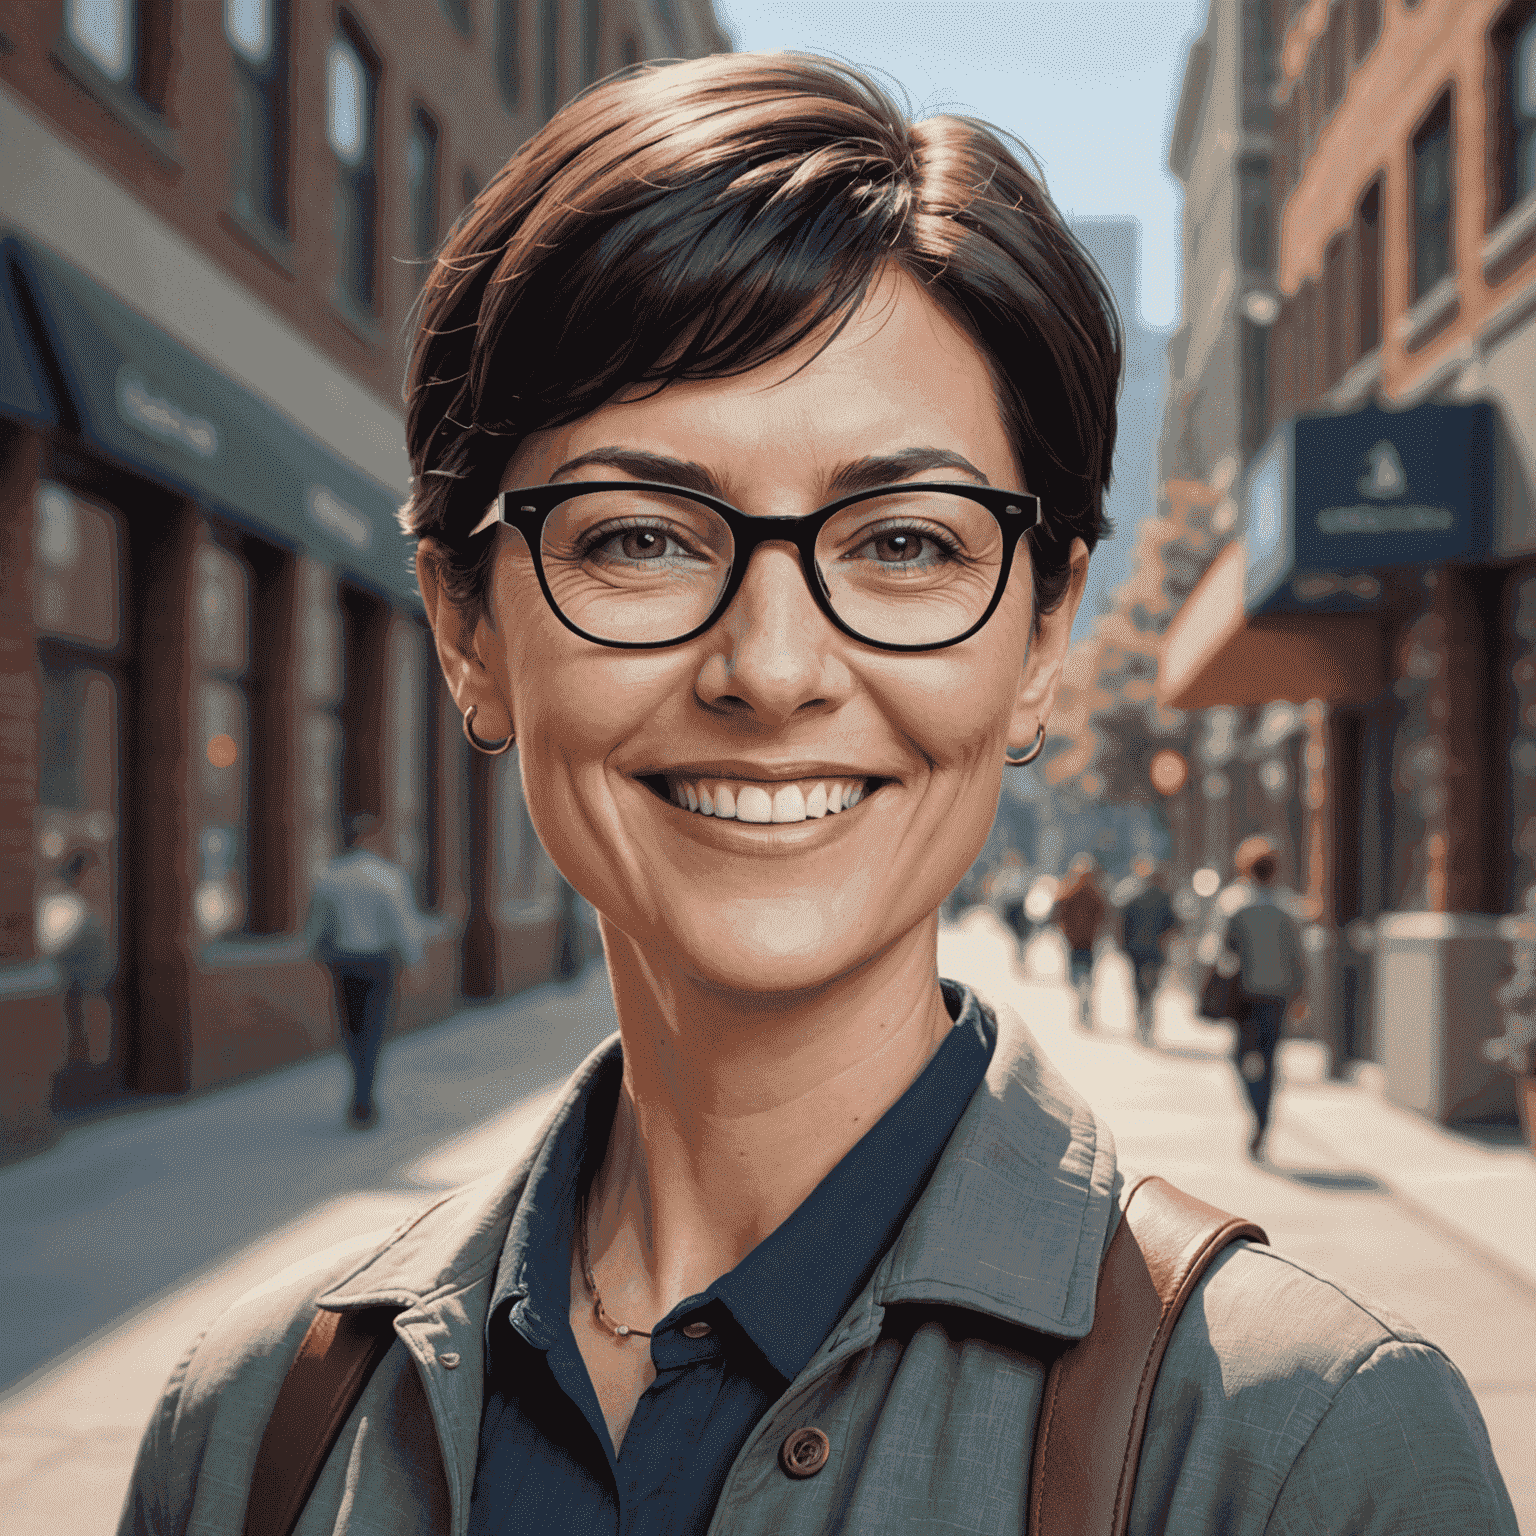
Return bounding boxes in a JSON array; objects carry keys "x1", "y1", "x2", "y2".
[{"x1": 657, "y1": 774, "x2": 872, "y2": 823}]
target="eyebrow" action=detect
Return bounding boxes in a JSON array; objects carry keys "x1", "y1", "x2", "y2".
[{"x1": 545, "y1": 446, "x2": 993, "y2": 504}]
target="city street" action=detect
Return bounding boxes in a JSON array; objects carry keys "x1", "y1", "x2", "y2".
[{"x1": 2, "y1": 919, "x2": 1532, "y2": 1533}]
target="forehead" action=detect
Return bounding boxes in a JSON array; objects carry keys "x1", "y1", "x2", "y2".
[{"x1": 500, "y1": 270, "x2": 1020, "y2": 497}]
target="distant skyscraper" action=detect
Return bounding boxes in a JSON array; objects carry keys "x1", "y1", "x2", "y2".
[{"x1": 1069, "y1": 217, "x2": 1171, "y2": 643}]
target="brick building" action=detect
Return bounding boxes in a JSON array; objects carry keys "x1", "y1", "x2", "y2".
[
  {"x1": 1161, "y1": 0, "x2": 1536, "y2": 1123},
  {"x1": 0, "y1": 0, "x2": 729, "y2": 1157}
]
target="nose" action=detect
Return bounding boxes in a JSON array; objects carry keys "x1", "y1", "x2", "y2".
[{"x1": 693, "y1": 542, "x2": 850, "y2": 726}]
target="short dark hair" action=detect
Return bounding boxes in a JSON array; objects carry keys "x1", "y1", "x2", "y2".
[
  {"x1": 402, "y1": 54, "x2": 1121, "y2": 629},
  {"x1": 1250, "y1": 853, "x2": 1278, "y2": 885}
]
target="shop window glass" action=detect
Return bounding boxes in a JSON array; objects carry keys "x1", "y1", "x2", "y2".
[
  {"x1": 1355, "y1": 179, "x2": 1382, "y2": 355},
  {"x1": 328, "y1": 18, "x2": 381, "y2": 316},
  {"x1": 1411, "y1": 92, "x2": 1454, "y2": 301},
  {"x1": 1494, "y1": 3, "x2": 1536, "y2": 218},
  {"x1": 496, "y1": 0, "x2": 522, "y2": 107},
  {"x1": 194, "y1": 540, "x2": 251, "y2": 940},
  {"x1": 227, "y1": 0, "x2": 291, "y2": 235},
  {"x1": 36, "y1": 666, "x2": 120, "y2": 1068},
  {"x1": 339, "y1": 582, "x2": 388, "y2": 824},
  {"x1": 1240, "y1": 320, "x2": 1268, "y2": 458},
  {"x1": 34, "y1": 484, "x2": 120, "y2": 648},
  {"x1": 407, "y1": 106, "x2": 441, "y2": 268},
  {"x1": 1322, "y1": 231, "x2": 1348, "y2": 387}
]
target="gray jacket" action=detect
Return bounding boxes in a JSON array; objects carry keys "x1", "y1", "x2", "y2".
[{"x1": 119, "y1": 1012, "x2": 1516, "y2": 1535}]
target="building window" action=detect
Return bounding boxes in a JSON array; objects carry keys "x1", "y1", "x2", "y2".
[
  {"x1": 1238, "y1": 157, "x2": 1272, "y2": 271},
  {"x1": 226, "y1": 0, "x2": 291, "y2": 235},
  {"x1": 461, "y1": 166, "x2": 480, "y2": 210},
  {"x1": 327, "y1": 18, "x2": 381, "y2": 317},
  {"x1": 1242, "y1": 0, "x2": 1275, "y2": 130},
  {"x1": 1493, "y1": 1, "x2": 1536, "y2": 220},
  {"x1": 339, "y1": 582, "x2": 389, "y2": 825},
  {"x1": 1355, "y1": 178, "x2": 1382, "y2": 355},
  {"x1": 192, "y1": 535, "x2": 252, "y2": 942},
  {"x1": 1351, "y1": 0, "x2": 1382, "y2": 63},
  {"x1": 496, "y1": 0, "x2": 521, "y2": 108},
  {"x1": 406, "y1": 106, "x2": 440, "y2": 270},
  {"x1": 541, "y1": 0, "x2": 561, "y2": 120},
  {"x1": 621, "y1": 32, "x2": 641, "y2": 67},
  {"x1": 1411, "y1": 91, "x2": 1455, "y2": 301},
  {"x1": 1322, "y1": 231, "x2": 1348, "y2": 387},
  {"x1": 65, "y1": 0, "x2": 171, "y2": 109},
  {"x1": 582, "y1": 0, "x2": 600, "y2": 85}
]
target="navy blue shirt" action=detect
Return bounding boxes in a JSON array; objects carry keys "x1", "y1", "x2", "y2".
[{"x1": 467, "y1": 982, "x2": 995, "y2": 1536}]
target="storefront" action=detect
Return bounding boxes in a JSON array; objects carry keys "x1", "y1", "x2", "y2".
[
  {"x1": 0, "y1": 235, "x2": 566, "y2": 1154},
  {"x1": 1160, "y1": 397, "x2": 1519, "y2": 1124}
]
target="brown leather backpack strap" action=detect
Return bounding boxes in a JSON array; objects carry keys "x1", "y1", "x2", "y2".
[
  {"x1": 242, "y1": 1305, "x2": 401, "y2": 1536},
  {"x1": 1028, "y1": 1174, "x2": 1268, "y2": 1536}
]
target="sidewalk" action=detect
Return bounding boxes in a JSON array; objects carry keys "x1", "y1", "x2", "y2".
[
  {"x1": 938, "y1": 908, "x2": 1535, "y2": 1530},
  {"x1": 0, "y1": 967, "x2": 620, "y2": 1536},
  {"x1": 3, "y1": 928, "x2": 1532, "y2": 1533}
]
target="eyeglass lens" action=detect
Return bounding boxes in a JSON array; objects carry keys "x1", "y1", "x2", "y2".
[{"x1": 536, "y1": 487, "x2": 1008, "y2": 646}]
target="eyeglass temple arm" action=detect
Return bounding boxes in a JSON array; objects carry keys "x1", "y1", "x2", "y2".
[{"x1": 470, "y1": 500, "x2": 502, "y2": 537}]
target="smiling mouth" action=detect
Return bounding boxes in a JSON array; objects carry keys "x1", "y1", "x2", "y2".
[{"x1": 640, "y1": 773, "x2": 884, "y2": 824}]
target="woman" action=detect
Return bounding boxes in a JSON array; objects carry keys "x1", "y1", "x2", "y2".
[{"x1": 120, "y1": 55, "x2": 1515, "y2": 1535}]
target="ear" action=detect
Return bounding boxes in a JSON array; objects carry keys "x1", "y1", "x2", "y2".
[
  {"x1": 1007, "y1": 537, "x2": 1090, "y2": 753},
  {"x1": 416, "y1": 542, "x2": 515, "y2": 739}
]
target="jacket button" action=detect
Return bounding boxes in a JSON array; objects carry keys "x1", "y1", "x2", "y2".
[{"x1": 779, "y1": 1426, "x2": 830, "y2": 1478}]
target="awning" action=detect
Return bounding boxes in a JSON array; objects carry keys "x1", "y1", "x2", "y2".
[
  {"x1": 1158, "y1": 540, "x2": 1387, "y2": 708},
  {"x1": 5, "y1": 235, "x2": 419, "y2": 609},
  {"x1": 1158, "y1": 398, "x2": 1493, "y2": 710},
  {"x1": 0, "y1": 249, "x2": 57, "y2": 429}
]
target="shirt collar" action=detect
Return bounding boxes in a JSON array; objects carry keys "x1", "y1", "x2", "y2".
[
  {"x1": 713, "y1": 982, "x2": 993, "y2": 1379},
  {"x1": 321, "y1": 994, "x2": 1119, "y2": 1348}
]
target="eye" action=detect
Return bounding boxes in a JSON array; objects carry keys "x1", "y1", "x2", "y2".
[{"x1": 848, "y1": 523, "x2": 962, "y2": 569}]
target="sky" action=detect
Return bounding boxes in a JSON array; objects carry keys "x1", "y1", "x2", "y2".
[{"x1": 710, "y1": 0, "x2": 1207, "y2": 327}]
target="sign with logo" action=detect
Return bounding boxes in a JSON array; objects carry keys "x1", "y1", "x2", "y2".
[{"x1": 1242, "y1": 399, "x2": 1494, "y2": 618}]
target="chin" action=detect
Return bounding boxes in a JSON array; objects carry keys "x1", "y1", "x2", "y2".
[{"x1": 642, "y1": 891, "x2": 896, "y2": 999}]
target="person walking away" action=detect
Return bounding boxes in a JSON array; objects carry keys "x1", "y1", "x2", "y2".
[
  {"x1": 1219, "y1": 836, "x2": 1306, "y2": 1159},
  {"x1": 1118, "y1": 858, "x2": 1179, "y2": 1046},
  {"x1": 305, "y1": 813, "x2": 425, "y2": 1128},
  {"x1": 41, "y1": 850, "x2": 115, "y2": 1093},
  {"x1": 1054, "y1": 854, "x2": 1107, "y2": 1028},
  {"x1": 985, "y1": 849, "x2": 1031, "y2": 962}
]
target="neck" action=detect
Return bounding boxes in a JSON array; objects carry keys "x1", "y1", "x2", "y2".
[{"x1": 584, "y1": 913, "x2": 953, "y2": 1326}]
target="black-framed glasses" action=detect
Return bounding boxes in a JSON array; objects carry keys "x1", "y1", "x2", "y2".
[{"x1": 469, "y1": 480, "x2": 1044, "y2": 652}]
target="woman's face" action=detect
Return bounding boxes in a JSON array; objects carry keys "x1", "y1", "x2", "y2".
[{"x1": 428, "y1": 269, "x2": 1086, "y2": 997}]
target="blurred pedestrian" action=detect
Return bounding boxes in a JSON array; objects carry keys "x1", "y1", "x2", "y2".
[
  {"x1": 1054, "y1": 854, "x2": 1107, "y2": 1028},
  {"x1": 985, "y1": 848, "x2": 1031, "y2": 959},
  {"x1": 1216, "y1": 836, "x2": 1307, "y2": 1159},
  {"x1": 305, "y1": 813, "x2": 425, "y2": 1129},
  {"x1": 1118, "y1": 857, "x2": 1179, "y2": 1045},
  {"x1": 44, "y1": 850, "x2": 114, "y2": 1075}
]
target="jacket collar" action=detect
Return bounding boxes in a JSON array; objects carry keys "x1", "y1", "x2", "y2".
[{"x1": 318, "y1": 994, "x2": 1119, "y2": 1341}]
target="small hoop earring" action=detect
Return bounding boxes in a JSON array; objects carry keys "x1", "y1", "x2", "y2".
[
  {"x1": 463, "y1": 704, "x2": 514, "y2": 756},
  {"x1": 1005, "y1": 724, "x2": 1045, "y2": 767}
]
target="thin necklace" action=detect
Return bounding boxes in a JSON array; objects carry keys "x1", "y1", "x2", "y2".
[{"x1": 577, "y1": 1198, "x2": 652, "y2": 1341}]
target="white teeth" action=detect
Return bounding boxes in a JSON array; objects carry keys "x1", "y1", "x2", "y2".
[
  {"x1": 772, "y1": 784, "x2": 806, "y2": 822},
  {"x1": 735, "y1": 785, "x2": 774, "y2": 823},
  {"x1": 666, "y1": 777, "x2": 870, "y2": 822}
]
